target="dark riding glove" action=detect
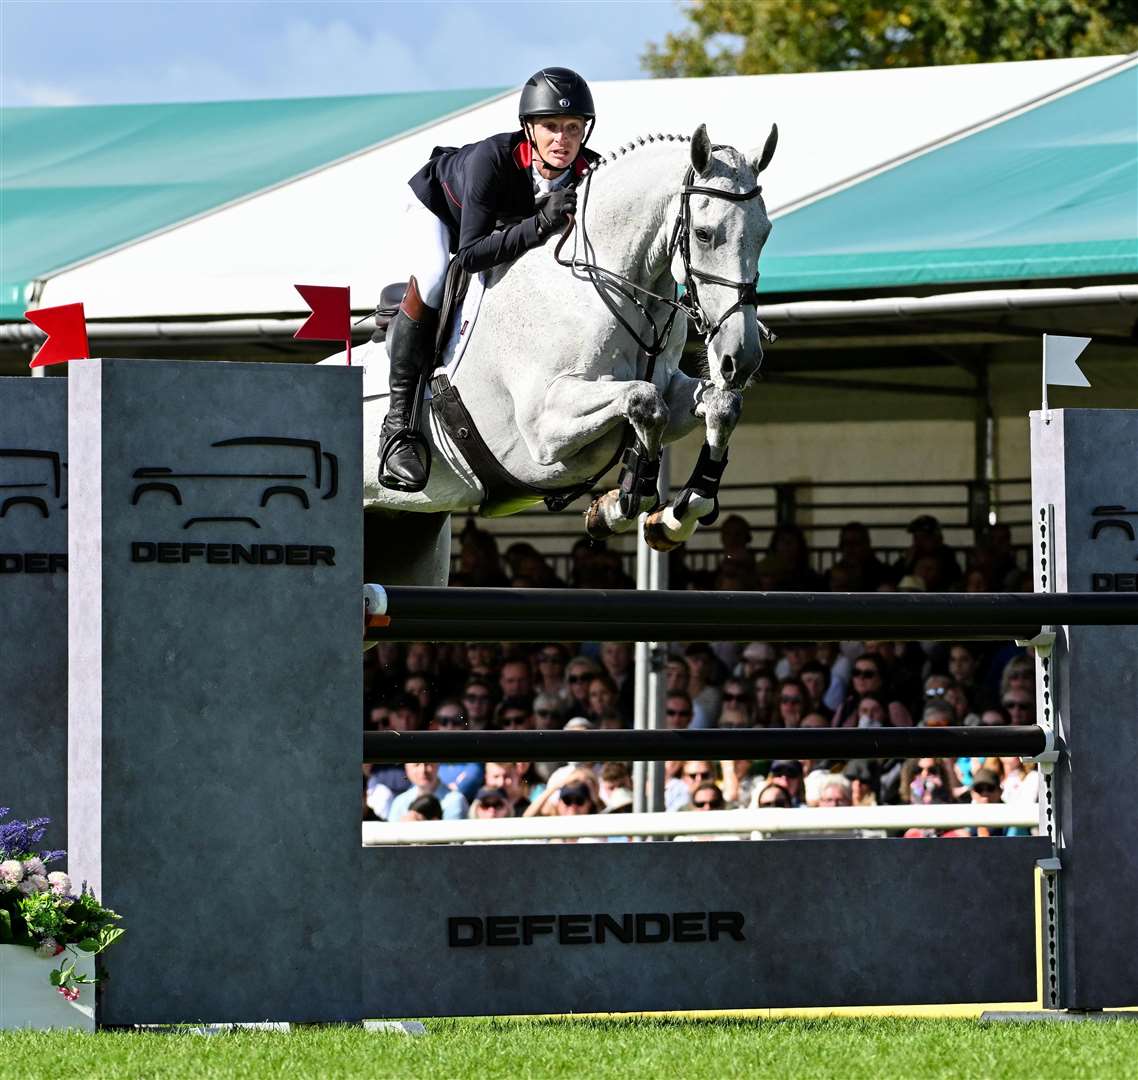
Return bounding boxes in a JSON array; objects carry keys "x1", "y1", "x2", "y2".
[{"x1": 535, "y1": 188, "x2": 577, "y2": 237}]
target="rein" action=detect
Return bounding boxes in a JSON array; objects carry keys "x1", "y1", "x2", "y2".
[{"x1": 553, "y1": 145, "x2": 776, "y2": 384}]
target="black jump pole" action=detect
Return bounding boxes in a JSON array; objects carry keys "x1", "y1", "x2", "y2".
[
  {"x1": 363, "y1": 725, "x2": 1048, "y2": 764},
  {"x1": 365, "y1": 587, "x2": 1137, "y2": 643},
  {"x1": 370, "y1": 621, "x2": 1039, "y2": 644}
]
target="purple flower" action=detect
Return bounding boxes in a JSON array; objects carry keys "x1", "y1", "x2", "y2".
[
  {"x1": 0, "y1": 810, "x2": 67, "y2": 867},
  {"x1": 0, "y1": 811, "x2": 51, "y2": 860}
]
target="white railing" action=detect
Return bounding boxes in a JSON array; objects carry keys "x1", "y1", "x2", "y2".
[{"x1": 362, "y1": 803, "x2": 1038, "y2": 845}]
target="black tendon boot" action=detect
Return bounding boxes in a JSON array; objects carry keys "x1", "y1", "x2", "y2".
[{"x1": 379, "y1": 278, "x2": 439, "y2": 492}]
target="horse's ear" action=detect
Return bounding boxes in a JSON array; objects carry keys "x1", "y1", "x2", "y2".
[
  {"x1": 691, "y1": 123, "x2": 713, "y2": 177},
  {"x1": 751, "y1": 123, "x2": 778, "y2": 175}
]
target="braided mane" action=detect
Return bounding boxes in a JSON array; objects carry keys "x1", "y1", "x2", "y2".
[
  {"x1": 586, "y1": 133, "x2": 747, "y2": 177},
  {"x1": 587, "y1": 132, "x2": 692, "y2": 173}
]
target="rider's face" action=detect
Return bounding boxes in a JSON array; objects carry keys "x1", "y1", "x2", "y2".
[{"x1": 530, "y1": 116, "x2": 584, "y2": 176}]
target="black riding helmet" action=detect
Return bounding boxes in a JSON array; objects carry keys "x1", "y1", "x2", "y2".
[{"x1": 519, "y1": 67, "x2": 596, "y2": 170}]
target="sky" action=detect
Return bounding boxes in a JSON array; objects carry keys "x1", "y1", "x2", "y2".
[{"x1": 1, "y1": 0, "x2": 690, "y2": 107}]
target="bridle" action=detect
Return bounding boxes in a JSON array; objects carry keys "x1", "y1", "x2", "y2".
[
  {"x1": 671, "y1": 163, "x2": 774, "y2": 346},
  {"x1": 554, "y1": 144, "x2": 776, "y2": 383}
]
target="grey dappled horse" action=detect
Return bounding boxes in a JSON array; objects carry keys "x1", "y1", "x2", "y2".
[{"x1": 322, "y1": 123, "x2": 777, "y2": 585}]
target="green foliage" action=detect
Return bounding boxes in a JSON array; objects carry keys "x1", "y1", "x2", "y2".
[
  {"x1": 643, "y1": 0, "x2": 1138, "y2": 76},
  {"x1": 49, "y1": 956, "x2": 96, "y2": 996},
  {"x1": 62, "y1": 888, "x2": 123, "y2": 952},
  {"x1": 17, "y1": 890, "x2": 67, "y2": 940},
  {"x1": 2, "y1": 880, "x2": 123, "y2": 971}
]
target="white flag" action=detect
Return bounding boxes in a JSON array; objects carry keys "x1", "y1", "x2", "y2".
[{"x1": 1044, "y1": 334, "x2": 1092, "y2": 388}]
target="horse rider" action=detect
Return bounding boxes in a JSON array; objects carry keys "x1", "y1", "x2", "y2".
[{"x1": 379, "y1": 67, "x2": 601, "y2": 492}]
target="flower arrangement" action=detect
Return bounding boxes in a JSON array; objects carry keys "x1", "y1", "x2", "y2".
[{"x1": 0, "y1": 808, "x2": 123, "y2": 999}]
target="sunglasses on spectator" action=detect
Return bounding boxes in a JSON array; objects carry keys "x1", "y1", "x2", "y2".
[
  {"x1": 693, "y1": 798, "x2": 723, "y2": 810},
  {"x1": 972, "y1": 783, "x2": 999, "y2": 796},
  {"x1": 758, "y1": 797, "x2": 786, "y2": 808},
  {"x1": 917, "y1": 765, "x2": 939, "y2": 775},
  {"x1": 535, "y1": 709, "x2": 559, "y2": 718},
  {"x1": 667, "y1": 708, "x2": 692, "y2": 717},
  {"x1": 852, "y1": 668, "x2": 878, "y2": 678},
  {"x1": 464, "y1": 693, "x2": 491, "y2": 704},
  {"x1": 434, "y1": 713, "x2": 466, "y2": 727},
  {"x1": 480, "y1": 798, "x2": 506, "y2": 810},
  {"x1": 684, "y1": 769, "x2": 713, "y2": 780},
  {"x1": 560, "y1": 794, "x2": 590, "y2": 807},
  {"x1": 500, "y1": 716, "x2": 529, "y2": 728},
  {"x1": 567, "y1": 673, "x2": 591, "y2": 683},
  {"x1": 722, "y1": 692, "x2": 749, "y2": 703},
  {"x1": 1003, "y1": 700, "x2": 1032, "y2": 711},
  {"x1": 780, "y1": 695, "x2": 803, "y2": 705}
]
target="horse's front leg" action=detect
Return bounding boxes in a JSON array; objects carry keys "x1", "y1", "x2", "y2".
[
  {"x1": 527, "y1": 375, "x2": 668, "y2": 466},
  {"x1": 527, "y1": 376, "x2": 669, "y2": 540},
  {"x1": 643, "y1": 373, "x2": 742, "y2": 551}
]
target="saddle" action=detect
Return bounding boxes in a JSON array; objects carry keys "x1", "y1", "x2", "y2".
[
  {"x1": 372, "y1": 261, "x2": 471, "y2": 361},
  {"x1": 371, "y1": 255, "x2": 637, "y2": 517}
]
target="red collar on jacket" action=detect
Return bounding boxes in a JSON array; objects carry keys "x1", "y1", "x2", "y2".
[{"x1": 512, "y1": 138, "x2": 590, "y2": 177}]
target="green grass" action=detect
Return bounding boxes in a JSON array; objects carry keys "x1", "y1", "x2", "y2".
[{"x1": 3, "y1": 1016, "x2": 1138, "y2": 1079}]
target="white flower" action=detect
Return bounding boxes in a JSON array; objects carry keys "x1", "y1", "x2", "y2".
[
  {"x1": 17, "y1": 874, "x2": 49, "y2": 895},
  {"x1": 22, "y1": 857, "x2": 46, "y2": 877},
  {"x1": 0, "y1": 860, "x2": 23, "y2": 888},
  {"x1": 47, "y1": 871, "x2": 72, "y2": 896}
]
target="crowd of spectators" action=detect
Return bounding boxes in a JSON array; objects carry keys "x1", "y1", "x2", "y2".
[
  {"x1": 364, "y1": 514, "x2": 1039, "y2": 839},
  {"x1": 451, "y1": 512, "x2": 1031, "y2": 594}
]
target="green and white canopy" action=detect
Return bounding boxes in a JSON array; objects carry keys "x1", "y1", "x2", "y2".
[
  {"x1": 1, "y1": 55, "x2": 1133, "y2": 322},
  {"x1": 763, "y1": 60, "x2": 1137, "y2": 294},
  {"x1": 0, "y1": 87, "x2": 507, "y2": 318}
]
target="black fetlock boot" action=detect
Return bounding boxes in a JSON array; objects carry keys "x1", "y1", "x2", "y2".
[{"x1": 379, "y1": 277, "x2": 439, "y2": 492}]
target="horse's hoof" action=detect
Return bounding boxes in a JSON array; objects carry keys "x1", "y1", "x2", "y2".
[
  {"x1": 643, "y1": 510, "x2": 682, "y2": 552},
  {"x1": 584, "y1": 496, "x2": 615, "y2": 540}
]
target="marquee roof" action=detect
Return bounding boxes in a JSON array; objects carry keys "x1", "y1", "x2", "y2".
[
  {"x1": 1, "y1": 55, "x2": 1131, "y2": 321},
  {"x1": 0, "y1": 87, "x2": 507, "y2": 318},
  {"x1": 763, "y1": 59, "x2": 1138, "y2": 293}
]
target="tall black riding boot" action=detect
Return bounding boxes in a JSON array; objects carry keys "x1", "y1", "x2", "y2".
[{"x1": 379, "y1": 278, "x2": 439, "y2": 492}]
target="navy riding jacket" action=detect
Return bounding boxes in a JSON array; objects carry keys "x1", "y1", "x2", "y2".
[{"x1": 408, "y1": 130, "x2": 598, "y2": 274}]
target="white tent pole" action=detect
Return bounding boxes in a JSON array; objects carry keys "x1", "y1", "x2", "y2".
[{"x1": 634, "y1": 448, "x2": 670, "y2": 820}]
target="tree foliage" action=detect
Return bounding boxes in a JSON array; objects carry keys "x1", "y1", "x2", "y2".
[{"x1": 642, "y1": 0, "x2": 1138, "y2": 77}]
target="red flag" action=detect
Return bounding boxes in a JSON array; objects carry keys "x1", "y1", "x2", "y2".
[
  {"x1": 25, "y1": 303, "x2": 90, "y2": 368},
  {"x1": 294, "y1": 284, "x2": 351, "y2": 365}
]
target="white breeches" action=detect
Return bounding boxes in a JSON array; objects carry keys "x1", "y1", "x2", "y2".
[{"x1": 392, "y1": 190, "x2": 452, "y2": 309}]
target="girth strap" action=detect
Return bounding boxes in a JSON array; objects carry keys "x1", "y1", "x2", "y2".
[{"x1": 429, "y1": 376, "x2": 621, "y2": 515}]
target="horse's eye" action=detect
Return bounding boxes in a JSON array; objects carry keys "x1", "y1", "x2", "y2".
[{"x1": 693, "y1": 227, "x2": 713, "y2": 244}]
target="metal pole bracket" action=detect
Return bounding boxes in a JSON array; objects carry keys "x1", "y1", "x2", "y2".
[
  {"x1": 1025, "y1": 726, "x2": 1061, "y2": 771},
  {"x1": 1016, "y1": 626, "x2": 1056, "y2": 659}
]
